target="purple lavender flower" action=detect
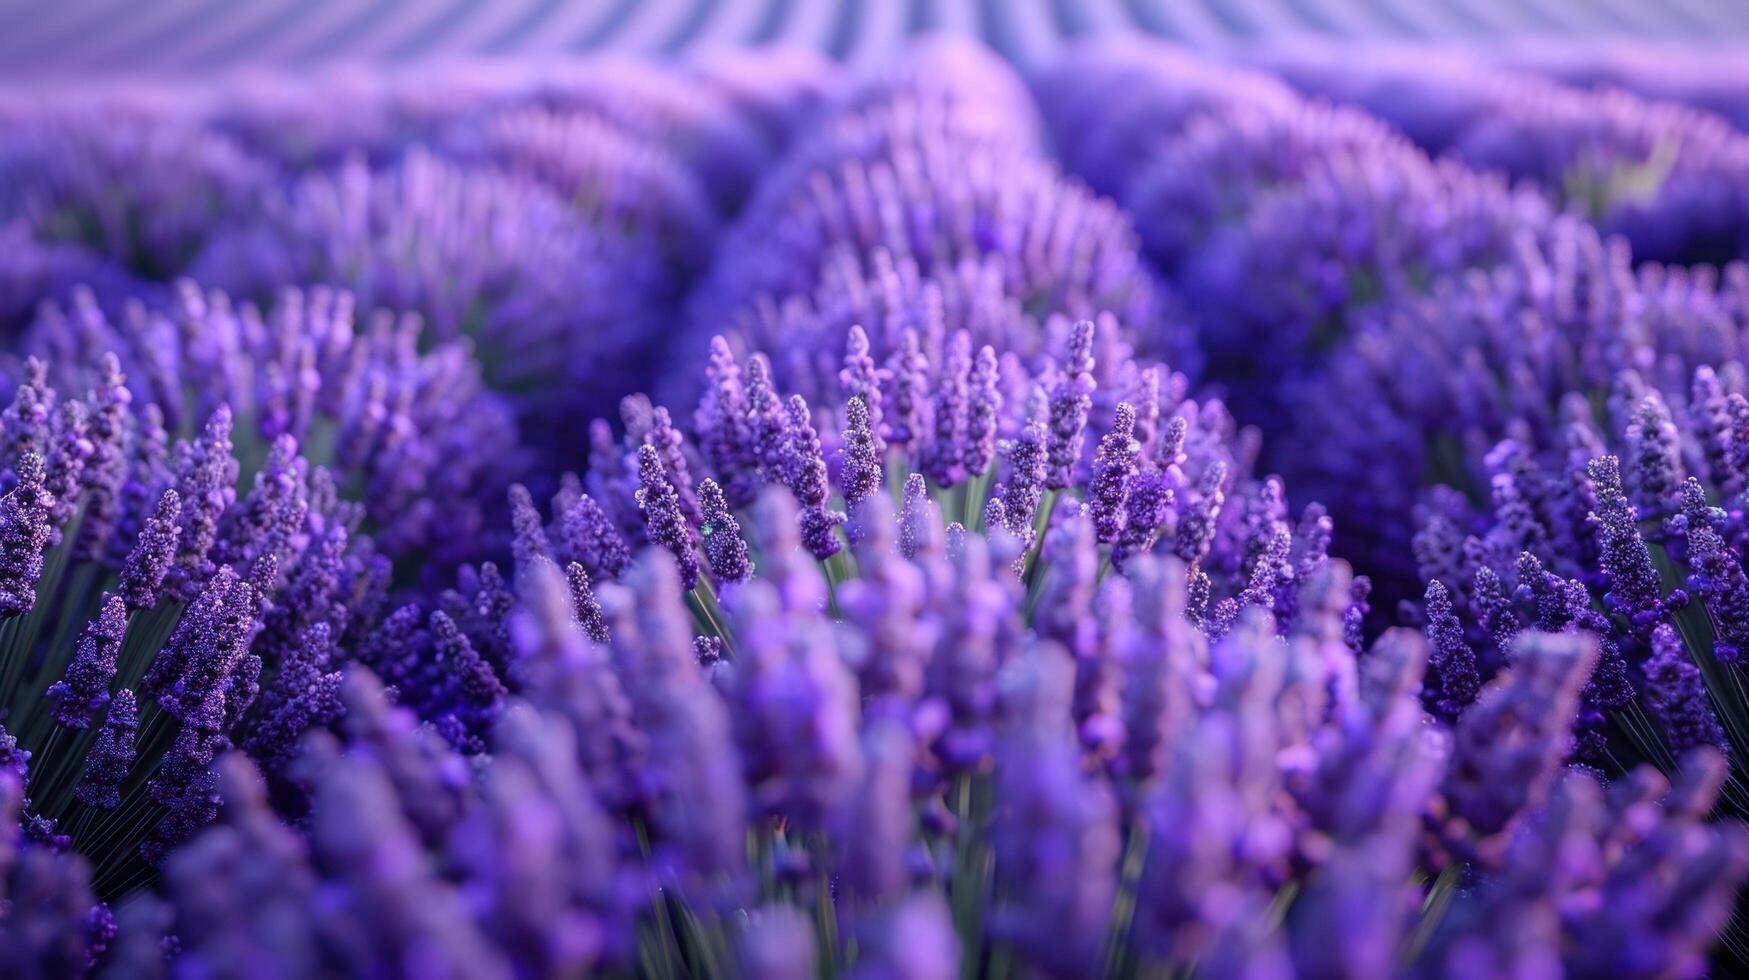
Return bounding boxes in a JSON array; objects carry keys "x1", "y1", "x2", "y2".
[
  {"x1": 633, "y1": 444, "x2": 700, "y2": 591},
  {"x1": 777, "y1": 394, "x2": 844, "y2": 561},
  {"x1": 697, "y1": 477, "x2": 753, "y2": 586},
  {"x1": 694, "y1": 336, "x2": 760, "y2": 509},
  {"x1": 163, "y1": 407, "x2": 238, "y2": 603},
  {"x1": 1045, "y1": 320, "x2": 1097, "y2": 490},
  {"x1": 1422, "y1": 580, "x2": 1481, "y2": 722},
  {"x1": 45, "y1": 593, "x2": 125, "y2": 728},
  {"x1": 0, "y1": 453, "x2": 54, "y2": 617},
  {"x1": 1644, "y1": 623, "x2": 1728, "y2": 754},
  {"x1": 839, "y1": 325, "x2": 885, "y2": 446},
  {"x1": 563, "y1": 562, "x2": 612, "y2": 647},
  {"x1": 74, "y1": 689, "x2": 137, "y2": 810},
  {"x1": 1088, "y1": 403, "x2": 1140, "y2": 545},
  {"x1": 964, "y1": 344, "x2": 1000, "y2": 478},
  {"x1": 839, "y1": 395, "x2": 884, "y2": 515},
  {"x1": 41, "y1": 399, "x2": 91, "y2": 543},
  {"x1": 550, "y1": 482, "x2": 630, "y2": 584},
  {"x1": 923, "y1": 331, "x2": 971, "y2": 488}
]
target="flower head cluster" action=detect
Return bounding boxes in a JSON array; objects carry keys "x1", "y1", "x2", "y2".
[
  {"x1": 0, "y1": 344, "x2": 487, "y2": 934},
  {"x1": 22, "y1": 281, "x2": 515, "y2": 569},
  {"x1": 680, "y1": 40, "x2": 1183, "y2": 403},
  {"x1": 189, "y1": 149, "x2": 670, "y2": 444},
  {"x1": 1040, "y1": 39, "x2": 1553, "y2": 427}
]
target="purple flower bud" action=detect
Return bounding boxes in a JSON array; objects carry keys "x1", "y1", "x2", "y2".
[
  {"x1": 605, "y1": 554, "x2": 747, "y2": 888},
  {"x1": 964, "y1": 344, "x2": 1001, "y2": 479},
  {"x1": 118, "y1": 489, "x2": 181, "y2": 612},
  {"x1": 1089, "y1": 403, "x2": 1140, "y2": 544},
  {"x1": 745, "y1": 352, "x2": 789, "y2": 480},
  {"x1": 997, "y1": 415, "x2": 1049, "y2": 549},
  {"x1": 430, "y1": 610, "x2": 507, "y2": 753},
  {"x1": 106, "y1": 402, "x2": 170, "y2": 569},
  {"x1": 695, "y1": 336, "x2": 760, "y2": 509},
  {"x1": 552, "y1": 485, "x2": 630, "y2": 583},
  {"x1": 882, "y1": 328, "x2": 928, "y2": 450},
  {"x1": 839, "y1": 324, "x2": 886, "y2": 453},
  {"x1": 736, "y1": 907, "x2": 816, "y2": 980},
  {"x1": 74, "y1": 689, "x2": 137, "y2": 810},
  {"x1": 634, "y1": 444, "x2": 700, "y2": 591},
  {"x1": 246, "y1": 622, "x2": 345, "y2": 773},
  {"x1": 781, "y1": 396, "x2": 844, "y2": 560},
  {"x1": 165, "y1": 407, "x2": 239, "y2": 603},
  {"x1": 1423, "y1": 580, "x2": 1481, "y2": 721},
  {"x1": 1644, "y1": 623, "x2": 1727, "y2": 754},
  {"x1": 1045, "y1": 320, "x2": 1097, "y2": 490},
  {"x1": 841, "y1": 494, "x2": 930, "y2": 710},
  {"x1": 42, "y1": 399, "x2": 92, "y2": 542},
  {"x1": 507, "y1": 484, "x2": 552, "y2": 580},
  {"x1": 727, "y1": 579, "x2": 864, "y2": 829},
  {"x1": 1174, "y1": 460, "x2": 1227, "y2": 565},
  {"x1": 1587, "y1": 456, "x2": 1672, "y2": 636},
  {"x1": 0, "y1": 452, "x2": 55, "y2": 617},
  {"x1": 2, "y1": 357, "x2": 54, "y2": 470},
  {"x1": 72, "y1": 353, "x2": 132, "y2": 561},
  {"x1": 990, "y1": 723, "x2": 1120, "y2": 975},
  {"x1": 47, "y1": 592, "x2": 126, "y2": 728},
  {"x1": 847, "y1": 894, "x2": 959, "y2": 980},
  {"x1": 645, "y1": 405, "x2": 701, "y2": 528},
  {"x1": 565, "y1": 562, "x2": 612, "y2": 646},
  {"x1": 697, "y1": 477, "x2": 754, "y2": 586},
  {"x1": 1679, "y1": 500, "x2": 1749, "y2": 664},
  {"x1": 923, "y1": 331, "x2": 971, "y2": 487},
  {"x1": 144, "y1": 565, "x2": 257, "y2": 732},
  {"x1": 839, "y1": 395, "x2": 884, "y2": 514},
  {"x1": 1624, "y1": 393, "x2": 1684, "y2": 512},
  {"x1": 835, "y1": 719, "x2": 916, "y2": 908}
]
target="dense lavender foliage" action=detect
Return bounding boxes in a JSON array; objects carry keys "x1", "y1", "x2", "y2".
[
  {"x1": 1252, "y1": 41, "x2": 1749, "y2": 266},
  {"x1": 1, "y1": 34, "x2": 1748, "y2": 980}
]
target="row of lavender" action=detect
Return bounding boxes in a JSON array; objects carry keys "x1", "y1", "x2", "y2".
[{"x1": 0, "y1": 34, "x2": 1747, "y2": 977}]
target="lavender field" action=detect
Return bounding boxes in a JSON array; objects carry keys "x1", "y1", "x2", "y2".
[{"x1": 3, "y1": 10, "x2": 1749, "y2": 978}]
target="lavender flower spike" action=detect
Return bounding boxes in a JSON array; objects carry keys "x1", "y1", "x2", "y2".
[
  {"x1": 1089, "y1": 403, "x2": 1140, "y2": 545},
  {"x1": 0, "y1": 452, "x2": 55, "y2": 617},
  {"x1": 839, "y1": 395, "x2": 884, "y2": 514},
  {"x1": 1422, "y1": 580, "x2": 1480, "y2": 722},
  {"x1": 781, "y1": 395, "x2": 844, "y2": 560},
  {"x1": 74, "y1": 689, "x2": 138, "y2": 810},
  {"x1": 165, "y1": 407, "x2": 239, "y2": 603},
  {"x1": 118, "y1": 488, "x2": 181, "y2": 611},
  {"x1": 924, "y1": 331, "x2": 971, "y2": 488},
  {"x1": 46, "y1": 593, "x2": 126, "y2": 728},
  {"x1": 1644, "y1": 623, "x2": 1727, "y2": 754},
  {"x1": 72, "y1": 353, "x2": 131, "y2": 562},
  {"x1": 839, "y1": 324, "x2": 885, "y2": 448},
  {"x1": 964, "y1": 344, "x2": 1001, "y2": 480},
  {"x1": 1045, "y1": 319, "x2": 1097, "y2": 490},
  {"x1": 698, "y1": 477, "x2": 753, "y2": 585},
  {"x1": 1586, "y1": 455, "x2": 1671, "y2": 636},
  {"x1": 634, "y1": 444, "x2": 700, "y2": 590}
]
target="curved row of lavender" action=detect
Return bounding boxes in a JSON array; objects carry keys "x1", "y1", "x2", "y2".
[{"x1": 0, "y1": 35, "x2": 1747, "y2": 978}]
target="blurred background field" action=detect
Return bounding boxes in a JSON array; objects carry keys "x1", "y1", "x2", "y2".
[{"x1": 3, "y1": 0, "x2": 1747, "y2": 80}]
